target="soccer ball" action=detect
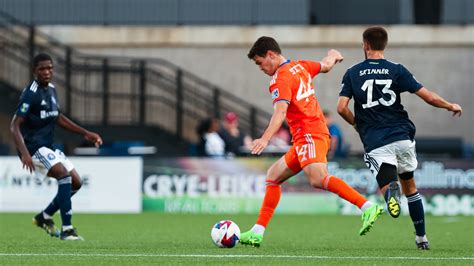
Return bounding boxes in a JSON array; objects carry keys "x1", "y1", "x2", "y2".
[{"x1": 211, "y1": 220, "x2": 240, "y2": 248}]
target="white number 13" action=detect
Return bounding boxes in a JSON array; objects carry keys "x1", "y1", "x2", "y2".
[{"x1": 361, "y1": 79, "x2": 395, "y2": 109}]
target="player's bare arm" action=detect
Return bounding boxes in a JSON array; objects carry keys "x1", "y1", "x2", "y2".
[
  {"x1": 320, "y1": 49, "x2": 344, "y2": 73},
  {"x1": 10, "y1": 115, "x2": 35, "y2": 173},
  {"x1": 415, "y1": 87, "x2": 462, "y2": 117},
  {"x1": 251, "y1": 101, "x2": 288, "y2": 155},
  {"x1": 337, "y1": 96, "x2": 356, "y2": 126},
  {"x1": 57, "y1": 114, "x2": 103, "y2": 147}
]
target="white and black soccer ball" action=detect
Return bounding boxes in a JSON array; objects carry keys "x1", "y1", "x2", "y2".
[{"x1": 211, "y1": 220, "x2": 240, "y2": 248}]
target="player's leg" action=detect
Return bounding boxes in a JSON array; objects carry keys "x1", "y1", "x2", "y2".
[
  {"x1": 300, "y1": 134, "x2": 382, "y2": 235},
  {"x1": 374, "y1": 162, "x2": 401, "y2": 218},
  {"x1": 301, "y1": 134, "x2": 369, "y2": 209},
  {"x1": 41, "y1": 150, "x2": 82, "y2": 218},
  {"x1": 399, "y1": 176, "x2": 428, "y2": 250},
  {"x1": 255, "y1": 155, "x2": 296, "y2": 231},
  {"x1": 303, "y1": 162, "x2": 382, "y2": 235},
  {"x1": 36, "y1": 148, "x2": 83, "y2": 240},
  {"x1": 304, "y1": 163, "x2": 368, "y2": 208},
  {"x1": 43, "y1": 169, "x2": 82, "y2": 217},
  {"x1": 47, "y1": 163, "x2": 84, "y2": 240},
  {"x1": 240, "y1": 155, "x2": 298, "y2": 247},
  {"x1": 31, "y1": 149, "x2": 61, "y2": 237},
  {"x1": 304, "y1": 162, "x2": 369, "y2": 208},
  {"x1": 397, "y1": 140, "x2": 428, "y2": 250},
  {"x1": 365, "y1": 144, "x2": 402, "y2": 218}
]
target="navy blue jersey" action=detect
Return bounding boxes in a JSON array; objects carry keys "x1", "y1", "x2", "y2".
[
  {"x1": 339, "y1": 59, "x2": 423, "y2": 152},
  {"x1": 15, "y1": 80, "x2": 60, "y2": 154}
]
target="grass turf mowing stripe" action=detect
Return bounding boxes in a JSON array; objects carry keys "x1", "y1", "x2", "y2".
[{"x1": 0, "y1": 253, "x2": 473, "y2": 260}]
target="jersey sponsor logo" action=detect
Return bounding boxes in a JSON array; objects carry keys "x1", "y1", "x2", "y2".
[
  {"x1": 359, "y1": 68, "x2": 389, "y2": 76},
  {"x1": 272, "y1": 89, "x2": 279, "y2": 100},
  {"x1": 20, "y1": 103, "x2": 30, "y2": 113},
  {"x1": 40, "y1": 110, "x2": 59, "y2": 119},
  {"x1": 41, "y1": 100, "x2": 47, "y2": 106},
  {"x1": 47, "y1": 153, "x2": 56, "y2": 160}
]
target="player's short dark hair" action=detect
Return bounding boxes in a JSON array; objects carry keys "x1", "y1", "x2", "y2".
[
  {"x1": 33, "y1": 53, "x2": 53, "y2": 68},
  {"x1": 247, "y1": 36, "x2": 282, "y2": 59},
  {"x1": 363, "y1": 26, "x2": 388, "y2": 51}
]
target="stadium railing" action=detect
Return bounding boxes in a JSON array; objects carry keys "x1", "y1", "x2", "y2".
[{"x1": 0, "y1": 10, "x2": 272, "y2": 145}]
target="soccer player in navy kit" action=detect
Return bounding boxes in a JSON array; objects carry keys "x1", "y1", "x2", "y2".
[
  {"x1": 10, "y1": 53, "x2": 103, "y2": 240},
  {"x1": 337, "y1": 27, "x2": 462, "y2": 250}
]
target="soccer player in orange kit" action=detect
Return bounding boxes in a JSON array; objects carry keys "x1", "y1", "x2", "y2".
[{"x1": 240, "y1": 36, "x2": 383, "y2": 247}]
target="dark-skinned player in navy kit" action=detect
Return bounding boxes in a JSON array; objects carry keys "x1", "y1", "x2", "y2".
[{"x1": 10, "y1": 53, "x2": 103, "y2": 240}]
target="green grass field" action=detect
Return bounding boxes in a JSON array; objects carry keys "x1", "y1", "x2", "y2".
[{"x1": 0, "y1": 213, "x2": 473, "y2": 265}]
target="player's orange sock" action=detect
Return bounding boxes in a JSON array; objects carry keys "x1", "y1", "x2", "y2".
[
  {"x1": 322, "y1": 175, "x2": 367, "y2": 209},
  {"x1": 255, "y1": 180, "x2": 281, "y2": 228}
]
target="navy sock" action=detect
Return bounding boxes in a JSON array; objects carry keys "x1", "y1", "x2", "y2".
[
  {"x1": 406, "y1": 192, "x2": 426, "y2": 236},
  {"x1": 57, "y1": 176, "x2": 73, "y2": 227},
  {"x1": 44, "y1": 189, "x2": 79, "y2": 217}
]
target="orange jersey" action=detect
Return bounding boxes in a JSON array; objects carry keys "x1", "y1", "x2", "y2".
[{"x1": 269, "y1": 60, "x2": 329, "y2": 140}]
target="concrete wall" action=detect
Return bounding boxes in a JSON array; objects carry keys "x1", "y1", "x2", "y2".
[{"x1": 39, "y1": 26, "x2": 474, "y2": 152}]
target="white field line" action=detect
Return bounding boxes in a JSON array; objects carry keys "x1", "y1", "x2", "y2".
[{"x1": 0, "y1": 253, "x2": 473, "y2": 260}]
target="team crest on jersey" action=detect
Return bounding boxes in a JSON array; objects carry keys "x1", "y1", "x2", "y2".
[
  {"x1": 47, "y1": 153, "x2": 56, "y2": 160},
  {"x1": 20, "y1": 103, "x2": 30, "y2": 113},
  {"x1": 272, "y1": 89, "x2": 279, "y2": 100}
]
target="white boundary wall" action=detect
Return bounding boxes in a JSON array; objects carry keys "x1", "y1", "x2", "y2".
[{"x1": 0, "y1": 157, "x2": 142, "y2": 213}]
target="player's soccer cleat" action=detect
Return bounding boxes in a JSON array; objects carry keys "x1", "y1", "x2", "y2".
[
  {"x1": 32, "y1": 213, "x2": 60, "y2": 237},
  {"x1": 416, "y1": 235, "x2": 430, "y2": 250},
  {"x1": 60, "y1": 228, "x2": 84, "y2": 241},
  {"x1": 416, "y1": 241, "x2": 430, "y2": 250},
  {"x1": 386, "y1": 181, "x2": 401, "y2": 218},
  {"x1": 359, "y1": 205, "x2": 383, "y2": 236},
  {"x1": 239, "y1": 230, "x2": 263, "y2": 247}
]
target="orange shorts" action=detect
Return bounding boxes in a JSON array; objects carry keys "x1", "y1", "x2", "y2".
[{"x1": 284, "y1": 133, "x2": 330, "y2": 173}]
